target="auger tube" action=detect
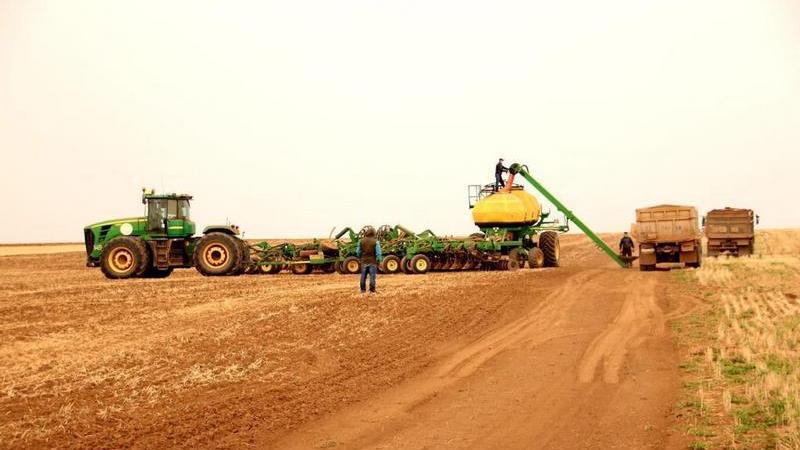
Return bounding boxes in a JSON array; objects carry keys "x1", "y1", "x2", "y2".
[{"x1": 508, "y1": 163, "x2": 629, "y2": 268}]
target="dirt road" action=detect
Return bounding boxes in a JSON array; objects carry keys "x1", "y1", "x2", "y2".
[
  {"x1": 0, "y1": 235, "x2": 688, "y2": 449},
  {"x1": 268, "y1": 238, "x2": 686, "y2": 449}
]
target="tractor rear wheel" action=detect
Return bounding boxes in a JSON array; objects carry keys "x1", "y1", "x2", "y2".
[
  {"x1": 343, "y1": 256, "x2": 361, "y2": 274},
  {"x1": 194, "y1": 232, "x2": 243, "y2": 276},
  {"x1": 101, "y1": 237, "x2": 150, "y2": 279},
  {"x1": 539, "y1": 231, "x2": 560, "y2": 267},
  {"x1": 528, "y1": 247, "x2": 545, "y2": 268},
  {"x1": 381, "y1": 255, "x2": 401, "y2": 274},
  {"x1": 411, "y1": 254, "x2": 431, "y2": 274}
]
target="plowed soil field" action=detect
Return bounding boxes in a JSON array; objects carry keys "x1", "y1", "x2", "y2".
[{"x1": 1, "y1": 234, "x2": 694, "y2": 449}]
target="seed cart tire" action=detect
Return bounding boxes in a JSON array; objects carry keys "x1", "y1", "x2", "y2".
[
  {"x1": 508, "y1": 248, "x2": 525, "y2": 269},
  {"x1": 343, "y1": 256, "x2": 361, "y2": 274},
  {"x1": 539, "y1": 231, "x2": 560, "y2": 267},
  {"x1": 291, "y1": 263, "x2": 313, "y2": 275},
  {"x1": 259, "y1": 263, "x2": 280, "y2": 274},
  {"x1": 144, "y1": 267, "x2": 174, "y2": 278},
  {"x1": 335, "y1": 260, "x2": 346, "y2": 274},
  {"x1": 194, "y1": 232, "x2": 242, "y2": 276},
  {"x1": 411, "y1": 254, "x2": 431, "y2": 274},
  {"x1": 100, "y1": 237, "x2": 150, "y2": 279},
  {"x1": 400, "y1": 256, "x2": 414, "y2": 274},
  {"x1": 528, "y1": 247, "x2": 545, "y2": 268},
  {"x1": 382, "y1": 255, "x2": 401, "y2": 274},
  {"x1": 507, "y1": 258, "x2": 520, "y2": 271}
]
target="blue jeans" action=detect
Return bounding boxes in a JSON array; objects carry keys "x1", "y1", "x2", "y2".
[
  {"x1": 495, "y1": 174, "x2": 505, "y2": 191},
  {"x1": 360, "y1": 264, "x2": 377, "y2": 292}
]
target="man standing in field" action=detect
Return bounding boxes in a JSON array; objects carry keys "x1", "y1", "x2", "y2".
[
  {"x1": 495, "y1": 158, "x2": 509, "y2": 191},
  {"x1": 619, "y1": 232, "x2": 635, "y2": 259},
  {"x1": 357, "y1": 226, "x2": 382, "y2": 294}
]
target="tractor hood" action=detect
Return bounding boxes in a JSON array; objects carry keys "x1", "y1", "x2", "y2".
[{"x1": 84, "y1": 217, "x2": 146, "y2": 230}]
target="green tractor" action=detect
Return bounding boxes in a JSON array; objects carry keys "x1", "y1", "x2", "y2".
[{"x1": 83, "y1": 189, "x2": 249, "y2": 279}]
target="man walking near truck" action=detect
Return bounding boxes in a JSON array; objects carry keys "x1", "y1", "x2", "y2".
[
  {"x1": 619, "y1": 232, "x2": 635, "y2": 258},
  {"x1": 495, "y1": 158, "x2": 509, "y2": 191},
  {"x1": 357, "y1": 226, "x2": 382, "y2": 294}
]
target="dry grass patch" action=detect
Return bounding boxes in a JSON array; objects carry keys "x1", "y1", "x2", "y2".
[{"x1": 675, "y1": 231, "x2": 800, "y2": 449}]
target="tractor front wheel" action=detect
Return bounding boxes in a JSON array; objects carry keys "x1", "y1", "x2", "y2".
[
  {"x1": 194, "y1": 232, "x2": 243, "y2": 276},
  {"x1": 100, "y1": 237, "x2": 150, "y2": 279}
]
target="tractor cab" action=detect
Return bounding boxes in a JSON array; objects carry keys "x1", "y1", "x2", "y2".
[{"x1": 142, "y1": 189, "x2": 195, "y2": 238}]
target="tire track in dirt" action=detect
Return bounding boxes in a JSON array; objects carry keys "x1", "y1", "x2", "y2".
[
  {"x1": 577, "y1": 275, "x2": 664, "y2": 384},
  {"x1": 267, "y1": 258, "x2": 683, "y2": 450}
]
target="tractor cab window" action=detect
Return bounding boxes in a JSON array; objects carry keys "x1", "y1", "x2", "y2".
[
  {"x1": 178, "y1": 199, "x2": 190, "y2": 219},
  {"x1": 147, "y1": 199, "x2": 169, "y2": 232},
  {"x1": 148, "y1": 198, "x2": 189, "y2": 232}
]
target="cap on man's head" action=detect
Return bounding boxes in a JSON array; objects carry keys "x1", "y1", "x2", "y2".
[{"x1": 499, "y1": 158, "x2": 504, "y2": 161}]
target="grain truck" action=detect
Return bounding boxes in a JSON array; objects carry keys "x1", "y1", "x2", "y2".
[
  {"x1": 703, "y1": 207, "x2": 758, "y2": 257},
  {"x1": 633, "y1": 204, "x2": 702, "y2": 271}
]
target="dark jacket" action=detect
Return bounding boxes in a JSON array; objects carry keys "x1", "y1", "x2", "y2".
[
  {"x1": 356, "y1": 237, "x2": 382, "y2": 266},
  {"x1": 495, "y1": 162, "x2": 508, "y2": 176},
  {"x1": 619, "y1": 236, "x2": 634, "y2": 250}
]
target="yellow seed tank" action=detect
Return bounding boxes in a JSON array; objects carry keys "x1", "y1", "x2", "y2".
[{"x1": 471, "y1": 189, "x2": 542, "y2": 226}]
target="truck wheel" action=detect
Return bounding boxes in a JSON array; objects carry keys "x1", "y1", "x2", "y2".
[
  {"x1": 194, "y1": 232, "x2": 242, "y2": 276},
  {"x1": 343, "y1": 256, "x2": 361, "y2": 274},
  {"x1": 528, "y1": 247, "x2": 545, "y2": 268},
  {"x1": 539, "y1": 231, "x2": 560, "y2": 267},
  {"x1": 101, "y1": 237, "x2": 150, "y2": 279},
  {"x1": 291, "y1": 263, "x2": 313, "y2": 275},
  {"x1": 411, "y1": 254, "x2": 431, "y2": 274},
  {"x1": 382, "y1": 255, "x2": 401, "y2": 274},
  {"x1": 144, "y1": 267, "x2": 174, "y2": 278}
]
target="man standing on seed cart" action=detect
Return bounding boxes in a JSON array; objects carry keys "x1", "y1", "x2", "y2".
[
  {"x1": 357, "y1": 226, "x2": 382, "y2": 294},
  {"x1": 495, "y1": 158, "x2": 509, "y2": 191}
]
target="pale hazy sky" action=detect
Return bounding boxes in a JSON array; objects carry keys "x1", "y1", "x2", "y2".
[{"x1": 1, "y1": 0, "x2": 798, "y2": 243}]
